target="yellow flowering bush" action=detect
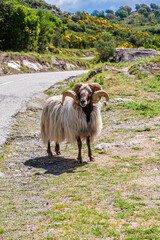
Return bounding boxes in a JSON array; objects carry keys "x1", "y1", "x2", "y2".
[{"x1": 118, "y1": 42, "x2": 133, "y2": 48}]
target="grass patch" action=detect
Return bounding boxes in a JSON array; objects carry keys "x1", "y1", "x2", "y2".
[
  {"x1": 132, "y1": 147, "x2": 143, "y2": 150},
  {"x1": 0, "y1": 229, "x2": 4, "y2": 234},
  {"x1": 135, "y1": 127, "x2": 151, "y2": 132},
  {"x1": 117, "y1": 101, "x2": 160, "y2": 117},
  {"x1": 124, "y1": 226, "x2": 160, "y2": 240},
  {"x1": 129, "y1": 195, "x2": 142, "y2": 201},
  {"x1": 44, "y1": 89, "x2": 53, "y2": 96}
]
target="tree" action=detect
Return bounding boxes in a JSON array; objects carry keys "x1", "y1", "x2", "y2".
[
  {"x1": 36, "y1": 8, "x2": 62, "y2": 52},
  {"x1": 91, "y1": 10, "x2": 105, "y2": 18},
  {"x1": 150, "y1": 3, "x2": 159, "y2": 10},
  {"x1": 135, "y1": 4, "x2": 141, "y2": 11},
  {"x1": 115, "y1": 9, "x2": 128, "y2": 19},
  {"x1": 148, "y1": 13, "x2": 155, "y2": 21},
  {"x1": 0, "y1": 1, "x2": 40, "y2": 51},
  {"x1": 154, "y1": 9, "x2": 160, "y2": 22},
  {"x1": 94, "y1": 32, "x2": 115, "y2": 61},
  {"x1": 105, "y1": 9, "x2": 114, "y2": 14},
  {"x1": 91, "y1": 10, "x2": 99, "y2": 17},
  {"x1": 98, "y1": 10, "x2": 105, "y2": 18},
  {"x1": 67, "y1": 22, "x2": 85, "y2": 32},
  {"x1": 72, "y1": 15, "x2": 80, "y2": 22},
  {"x1": 120, "y1": 6, "x2": 132, "y2": 15},
  {"x1": 105, "y1": 13, "x2": 115, "y2": 20},
  {"x1": 141, "y1": 4, "x2": 152, "y2": 12},
  {"x1": 138, "y1": 7, "x2": 149, "y2": 17},
  {"x1": 154, "y1": 9, "x2": 160, "y2": 17}
]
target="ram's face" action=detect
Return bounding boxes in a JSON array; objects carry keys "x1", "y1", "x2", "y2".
[
  {"x1": 62, "y1": 83, "x2": 109, "y2": 107},
  {"x1": 78, "y1": 86, "x2": 92, "y2": 107}
]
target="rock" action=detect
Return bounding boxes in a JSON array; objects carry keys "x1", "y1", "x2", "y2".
[
  {"x1": 150, "y1": 138, "x2": 158, "y2": 141},
  {"x1": 50, "y1": 56, "x2": 59, "y2": 65},
  {"x1": 126, "y1": 163, "x2": 130, "y2": 166},
  {"x1": 0, "y1": 67, "x2": 5, "y2": 74},
  {"x1": 112, "y1": 48, "x2": 159, "y2": 63},
  {"x1": 23, "y1": 60, "x2": 43, "y2": 71},
  {"x1": 28, "y1": 102, "x2": 43, "y2": 110},
  {"x1": 43, "y1": 62, "x2": 52, "y2": 70},
  {"x1": 6, "y1": 61, "x2": 21, "y2": 71},
  {"x1": 110, "y1": 98, "x2": 134, "y2": 103},
  {"x1": 50, "y1": 56, "x2": 67, "y2": 70},
  {"x1": 0, "y1": 171, "x2": 5, "y2": 177},
  {"x1": 95, "y1": 140, "x2": 142, "y2": 151},
  {"x1": 66, "y1": 63, "x2": 76, "y2": 70},
  {"x1": 94, "y1": 143, "x2": 114, "y2": 150}
]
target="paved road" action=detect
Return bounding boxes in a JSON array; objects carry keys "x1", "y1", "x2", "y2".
[{"x1": 0, "y1": 70, "x2": 89, "y2": 146}]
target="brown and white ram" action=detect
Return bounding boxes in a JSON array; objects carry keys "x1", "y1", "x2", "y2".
[{"x1": 41, "y1": 83, "x2": 109, "y2": 163}]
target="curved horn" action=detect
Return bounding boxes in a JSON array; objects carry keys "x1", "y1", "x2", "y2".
[
  {"x1": 92, "y1": 90, "x2": 109, "y2": 104},
  {"x1": 62, "y1": 90, "x2": 79, "y2": 105}
]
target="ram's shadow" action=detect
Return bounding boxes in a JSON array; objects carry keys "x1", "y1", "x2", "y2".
[{"x1": 24, "y1": 155, "x2": 88, "y2": 175}]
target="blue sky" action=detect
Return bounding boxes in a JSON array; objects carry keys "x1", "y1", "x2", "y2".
[{"x1": 46, "y1": 0, "x2": 160, "y2": 14}]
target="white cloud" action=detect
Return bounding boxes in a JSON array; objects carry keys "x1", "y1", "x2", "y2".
[
  {"x1": 47, "y1": 0, "x2": 81, "y2": 10},
  {"x1": 46, "y1": 0, "x2": 159, "y2": 12}
]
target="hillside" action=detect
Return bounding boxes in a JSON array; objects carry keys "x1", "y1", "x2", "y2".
[
  {"x1": 0, "y1": 0, "x2": 160, "y2": 54},
  {"x1": 21, "y1": 0, "x2": 62, "y2": 17}
]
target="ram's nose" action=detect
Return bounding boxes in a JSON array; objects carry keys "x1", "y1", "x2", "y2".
[{"x1": 80, "y1": 100, "x2": 87, "y2": 107}]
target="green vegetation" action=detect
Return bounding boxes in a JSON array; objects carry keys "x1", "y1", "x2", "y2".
[
  {"x1": 117, "y1": 101, "x2": 160, "y2": 117},
  {"x1": 94, "y1": 32, "x2": 115, "y2": 61},
  {"x1": 0, "y1": 0, "x2": 160, "y2": 56}
]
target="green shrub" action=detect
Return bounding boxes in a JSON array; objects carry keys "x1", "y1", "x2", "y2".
[
  {"x1": 67, "y1": 22, "x2": 85, "y2": 32},
  {"x1": 94, "y1": 32, "x2": 115, "y2": 61},
  {"x1": 36, "y1": 8, "x2": 62, "y2": 52},
  {"x1": 0, "y1": 1, "x2": 40, "y2": 51}
]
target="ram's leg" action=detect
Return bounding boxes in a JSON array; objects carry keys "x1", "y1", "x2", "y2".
[
  {"x1": 86, "y1": 136, "x2": 94, "y2": 161},
  {"x1": 76, "y1": 136, "x2": 82, "y2": 163},
  {"x1": 55, "y1": 143, "x2": 61, "y2": 155},
  {"x1": 47, "y1": 141, "x2": 53, "y2": 156}
]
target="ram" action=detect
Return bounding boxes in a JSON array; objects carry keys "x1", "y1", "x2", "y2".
[{"x1": 41, "y1": 83, "x2": 109, "y2": 163}]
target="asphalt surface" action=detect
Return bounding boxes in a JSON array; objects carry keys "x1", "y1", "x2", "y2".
[{"x1": 0, "y1": 70, "x2": 89, "y2": 146}]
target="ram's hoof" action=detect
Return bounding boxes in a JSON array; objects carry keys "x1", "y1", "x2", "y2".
[
  {"x1": 89, "y1": 156, "x2": 94, "y2": 162},
  {"x1": 56, "y1": 151, "x2": 61, "y2": 155},
  {"x1": 47, "y1": 151, "x2": 53, "y2": 157},
  {"x1": 77, "y1": 158, "x2": 82, "y2": 163}
]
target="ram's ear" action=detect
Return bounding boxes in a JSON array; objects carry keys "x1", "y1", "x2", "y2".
[
  {"x1": 74, "y1": 83, "x2": 83, "y2": 95},
  {"x1": 88, "y1": 83, "x2": 102, "y2": 92}
]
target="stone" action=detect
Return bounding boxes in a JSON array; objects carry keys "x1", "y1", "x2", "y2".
[
  {"x1": 23, "y1": 60, "x2": 42, "y2": 71},
  {"x1": 66, "y1": 63, "x2": 76, "y2": 70},
  {"x1": 112, "y1": 48, "x2": 159, "y2": 63},
  {"x1": 50, "y1": 56, "x2": 59, "y2": 65},
  {"x1": 110, "y1": 98, "x2": 134, "y2": 103},
  {"x1": 0, "y1": 171, "x2": 5, "y2": 177},
  {"x1": 0, "y1": 67, "x2": 4, "y2": 74},
  {"x1": 7, "y1": 61, "x2": 21, "y2": 71},
  {"x1": 94, "y1": 143, "x2": 114, "y2": 150}
]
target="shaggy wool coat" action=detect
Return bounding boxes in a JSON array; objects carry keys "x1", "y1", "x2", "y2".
[{"x1": 41, "y1": 95, "x2": 102, "y2": 144}]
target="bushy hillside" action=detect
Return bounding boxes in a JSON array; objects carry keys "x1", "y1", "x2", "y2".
[
  {"x1": 0, "y1": 0, "x2": 160, "y2": 53},
  {"x1": 63, "y1": 4, "x2": 160, "y2": 50}
]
